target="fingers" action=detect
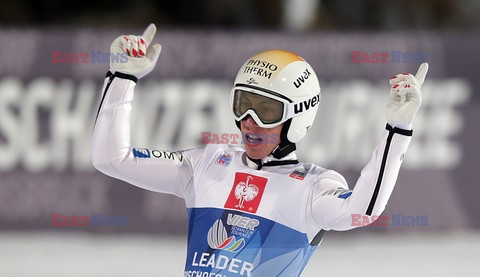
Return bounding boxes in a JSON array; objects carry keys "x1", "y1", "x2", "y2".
[
  {"x1": 389, "y1": 73, "x2": 416, "y2": 86},
  {"x1": 415, "y1": 62, "x2": 429, "y2": 86},
  {"x1": 122, "y1": 35, "x2": 146, "y2": 57},
  {"x1": 390, "y1": 81, "x2": 407, "y2": 99},
  {"x1": 112, "y1": 35, "x2": 128, "y2": 54},
  {"x1": 138, "y1": 36, "x2": 147, "y2": 56},
  {"x1": 390, "y1": 80, "x2": 421, "y2": 105},
  {"x1": 128, "y1": 35, "x2": 139, "y2": 57},
  {"x1": 120, "y1": 23, "x2": 157, "y2": 58},
  {"x1": 142, "y1": 23, "x2": 157, "y2": 46},
  {"x1": 386, "y1": 64, "x2": 425, "y2": 125},
  {"x1": 120, "y1": 23, "x2": 161, "y2": 59},
  {"x1": 391, "y1": 81, "x2": 412, "y2": 93},
  {"x1": 389, "y1": 63, "x2": 429, "y2": 87}
]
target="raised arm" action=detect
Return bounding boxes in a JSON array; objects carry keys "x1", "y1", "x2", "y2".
[
  {"x1": 311, "y1": 63, "x2": 429, "y2": 231},
  {"x1": 91, "y1": 24, "x2": 204, "y2": 198}
]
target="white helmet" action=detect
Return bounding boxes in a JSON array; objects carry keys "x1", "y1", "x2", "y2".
[{"x1": 231, "y1": 49, "x2": 321, "y2": 144}]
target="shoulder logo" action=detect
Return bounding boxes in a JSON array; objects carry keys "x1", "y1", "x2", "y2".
[
  {"x1": 132, "y1": 148, "x2": 150, "y2": 158},
  {"x1": 338, "y1": 190, "x2": 352, "y2": 199},
  {"x1": 133, "y1": 148, "x2": 183, "y2": 162},
  {"x1": 225, "y1": 173, "x2": 267, "y2": 213},
  {"x1": 216, "y1": 153, "x2": 232, "y2": 166},
  {"x1": 289, "y1": 170, "x2": 306, "y2": 180},
  {"x1": 322, "y1": 188, "x2": 352, "y2": 199}
]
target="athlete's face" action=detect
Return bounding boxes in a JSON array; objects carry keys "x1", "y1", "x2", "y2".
[{"x1": 240, "y1": 116, "x2": 283, "y2": 160}]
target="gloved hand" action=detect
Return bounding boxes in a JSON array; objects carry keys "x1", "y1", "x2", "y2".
[
  {"x1": 110, "y1": 23, "x2": 162, "y2": 79},
  {"x1": 386, "y1": 63, "x2": 429, "y2": 129}
]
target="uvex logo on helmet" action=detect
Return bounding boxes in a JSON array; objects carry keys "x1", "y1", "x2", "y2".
[
  {"x1": 293, "y1": 68, "x2": 311, "y2": 88},
  {"x1": 294, "y1": 93, "x2": 320, "y2": 114}
]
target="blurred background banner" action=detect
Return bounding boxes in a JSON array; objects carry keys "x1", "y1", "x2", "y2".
[{"x1": 0, "y1": 28, "x2": 478, "y2": 234}]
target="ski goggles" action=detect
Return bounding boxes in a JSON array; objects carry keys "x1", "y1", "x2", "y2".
[{"x1": 231, "y1": 85, "x2": 320, "y2": 128}]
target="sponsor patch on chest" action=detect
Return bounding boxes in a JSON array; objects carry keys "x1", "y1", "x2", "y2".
[{"x1": 224, "y1": 173, "x2": 267, "y2": 213}]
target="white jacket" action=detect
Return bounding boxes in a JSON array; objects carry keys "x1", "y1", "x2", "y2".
[{"x1": 92, "y1": 72, "x2": 412, "y2": 276}]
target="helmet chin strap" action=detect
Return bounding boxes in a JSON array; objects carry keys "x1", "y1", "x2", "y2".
[
  {"x1": 235, "y1": 118, "x2": 297, "y2": 160},
  {"x1": 270, "y1": 119, "x2": 296, "y2": 159}
]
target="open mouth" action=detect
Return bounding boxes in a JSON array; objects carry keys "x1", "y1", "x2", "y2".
[{"x1": 245, "y1": 133, "x2": 263, "y2": 145}]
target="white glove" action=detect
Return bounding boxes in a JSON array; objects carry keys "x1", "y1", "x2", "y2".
[
  {"x1": 386, "y1": 62, "x2": 429, "y2": 128},
  {"x1": 110, "y1": 23, "x2": 162, "y2": 79}
]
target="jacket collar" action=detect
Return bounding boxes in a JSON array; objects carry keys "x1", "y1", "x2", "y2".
[{"x1": 244, "y1": 152, "x2": 298, "y2": 170}]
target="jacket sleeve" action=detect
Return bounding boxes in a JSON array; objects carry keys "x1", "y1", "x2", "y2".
[
  {"x1": 311, "y1": 125, "x2": 412, "y2": 231},
  {"x1": 91, "y1": 72, "x2": 205, "y2": 199}
]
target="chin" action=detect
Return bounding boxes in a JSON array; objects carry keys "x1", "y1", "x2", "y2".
[{"x1": 245, "y1": 147, "x2": 268, "y2": 160}]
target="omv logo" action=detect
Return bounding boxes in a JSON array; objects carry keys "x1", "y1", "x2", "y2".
[{"x1": 207, "y1": 219, "x2": 245, "y2": 252}]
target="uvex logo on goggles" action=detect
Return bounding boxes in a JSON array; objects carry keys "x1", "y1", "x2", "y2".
[{"x1": 293, "y1": 93, "x2": 320, "y2": 114}]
